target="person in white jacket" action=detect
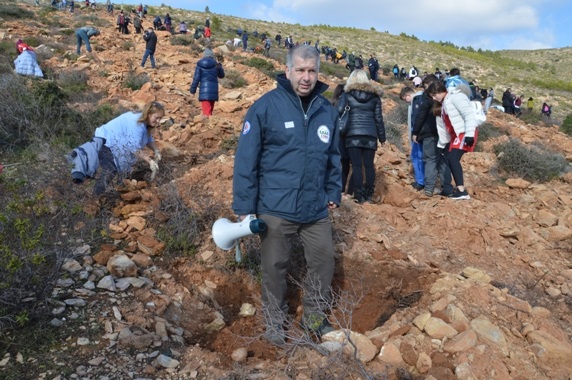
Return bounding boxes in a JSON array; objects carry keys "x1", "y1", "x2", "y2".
[
  {"x1": 93, "y1": 101, "x2": 163, "y2": 195},
  {"x1": 426, "y1": 81, "x2": 478, "y2": 200}
]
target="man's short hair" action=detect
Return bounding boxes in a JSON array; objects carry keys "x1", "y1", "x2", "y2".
[
  {"x1": 450, "y1": 68, "x2": 461, "y2": 76},
  {"x1": 286, "y1": 44, "x2": 320, "y2": 71},
  {"x1": 400, "y1": 86, "x2": 415, "y2": 100}
]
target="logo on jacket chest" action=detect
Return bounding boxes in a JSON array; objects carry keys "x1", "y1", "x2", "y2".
[{"x1": 317, "y1": 125, "x2": 330, "y2": 143}]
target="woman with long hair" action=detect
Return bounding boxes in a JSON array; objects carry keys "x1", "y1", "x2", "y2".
[
  {"x1": 425, "y1": 81, "x2": 478, "y2": 200},
  {"x1": 336, "y1": 70, "x2": 385, "y2": 203},
  {"x1": 93, "y1": 101, "x2": 164, "y2": 195}
]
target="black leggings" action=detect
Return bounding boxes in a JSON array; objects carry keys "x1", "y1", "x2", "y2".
[
  {"x1": 348, "y1": 147, "x2": 375, "y2": 189},
  {"x1": 448, "y1": 148, "x2": 466, "y2": 187}
]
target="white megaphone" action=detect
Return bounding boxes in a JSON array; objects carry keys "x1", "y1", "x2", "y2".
[{"x1": 212, "y1": 214, "x2": 267, "y2": 250}]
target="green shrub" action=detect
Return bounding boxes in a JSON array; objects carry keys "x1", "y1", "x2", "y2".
[
  {"x1": 383, "y1": 101, "x2": 408, "y2": 152},
  {"x1": 153, "y1": 184, "x2": 222, "y2": 257},
  {"x1": 122, "y1": 41, "x2": 135, "y2": 51},
  {"x1": 220, "y1": 69, "x2": 246, "y2": 89},
  {"x1": 320, "y1": 61, "x2": 348, "y2": 79},
  {"x1": 519, "y1": 110, "x2": 544, "y2": 126},
  {"x1": 0, "y1": 40, "x2": 17, "y2": 74},
  {"x1": 57, "y1": 70, "x2": 89, "y2": 95},
  {"x1": 0, "y1": 160, "x2": 110, "y2": 329},
  {"x1": 0, "y1": 72, "x2": 118, "y2": 149},
  {"x1": 380, "y1": 64, "x2": 392, "y2": 76},
  {"x1": 0, "y1": 4, "x2": 34, "y2": 19},
  {"x1": 210, "y1": 15, "x2": 222, "y2": 31},
  {"x1": 171, "y1": 35, "x2": 194, "y2": 46},
  {"x1": 243, "y1": 57, "x2": 278, "y2": 78},
  {"x1": 123, "y1": 65, "x2": 150, "y2": 91},
  {"x1": 475, "y1": 122, "x2": 505, "y2": 144},
  {"x1": 493, "y1": 138, "x2": 568, "y2": 183},
  {"x1": 560, "y1": 113, "x2": 572, "y2": 136}
]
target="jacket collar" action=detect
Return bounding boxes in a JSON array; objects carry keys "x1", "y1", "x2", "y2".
[{"x1": 276, "y1": 73, "x2": 329, "y2": 99}]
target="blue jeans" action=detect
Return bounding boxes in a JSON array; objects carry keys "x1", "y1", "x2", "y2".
[
  {"x1": 76, "y1": 29, "x2": 91, "y2": 54},
  {"x1": 411, "y1": 141, "x2": 424, "y2": 185},
  {"x1": 141, "y1": 49, "x2": 155, "y2": 68}
]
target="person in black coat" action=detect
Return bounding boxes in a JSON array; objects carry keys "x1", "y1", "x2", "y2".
[
  {"x1": 190, "y1": 48, "x2": 225, "y2": 117},
  {"x1": 411, "y1": 74, "x2": 453, "y2": 197},
  {"x1": 141, "y1": 27, "x2": 157, "y2": 68},
  {"x1": 336, "y1": 69, "x2": 385, "y2": 203}
]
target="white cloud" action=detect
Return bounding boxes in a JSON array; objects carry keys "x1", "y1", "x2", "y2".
[{"x1": 254, "y1": 0, "x2": 549, "y2": 50}]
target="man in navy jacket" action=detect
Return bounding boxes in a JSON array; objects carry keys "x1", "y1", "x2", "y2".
[{"x1": 233, "y1": 45, "x2": 341, "y2": 345}]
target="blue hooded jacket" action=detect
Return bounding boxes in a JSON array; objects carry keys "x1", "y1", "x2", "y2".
[
  {"x1": 190, "y1": 56, "x2": 225, "y2": 101},
  {"x1": 232, "y1": 74, "x2": 341, "y2": 223}
]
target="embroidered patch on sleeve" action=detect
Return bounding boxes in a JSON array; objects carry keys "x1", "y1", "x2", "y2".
[{"x1": 242, "y1": 121, "x2": 251, "y2": 135}]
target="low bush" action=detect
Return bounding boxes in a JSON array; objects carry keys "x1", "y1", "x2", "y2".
[
  {"x1": 493, "y1": 138, "x2": 568, "y2": 183},
  {"x1": 0, "y1": 4, "x2": 34, "y2": 19},
  {"x1": 220, "y1": 69, "x2": 246, "y2": 89},
  {"x1": 474, "y1": 122, "x2": 505, "y2": 149},
  {"x1": 519, "y1": 110, "x2": 544, "y2": 127},
  {"x1": 0, "y1": 40, "x2": 17, "y2": 74},
  {"x1": 243, "y1": 57, "x2": 277, "y2": 78},
  {"x1": 57, "y1": 69, "x2": 89, "y2": 95},
  {"x1": 320, "y1": 61, "x2": 348, "y2": 79},
  {"x1": 171, "y1": 35, "x2": 194, "y2": 46},
  {"x1": 0, "y1": 156, "x2": 110, "y2": 329},
  {"x1": 0, "y1": 73, "x2": 119, "y2": 149},
  {"x1": 153, "y1": 183, "x2": 222, "y2": 257},
  {"x1": 123, "y1": 64, "x2": 150, "y2": 91},
  {"x1": 560, "y1": 113, "x2": 572, "y2": 136},
  {"x1": 383, "y1": 101, "x2": 408, "y2": 152}
]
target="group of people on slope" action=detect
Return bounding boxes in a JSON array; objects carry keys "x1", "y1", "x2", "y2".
[
  {"x1": 67, "y1": 43, "x2": 486, "y2": 350},
  {"x1": 400, "y1": 68, "x2": 479, "y2": 200}
]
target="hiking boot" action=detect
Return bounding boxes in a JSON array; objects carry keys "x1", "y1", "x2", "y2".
[
  {"x1": 439, "y1": 190, "x2": 454, "y2": 197},
  {"x1": 423, "y1": 189, "x2": 434, "y2": 197},
  {"x1": 353, "y1": 187, "x2": 366, "y2": 204},
  {"x1": 450, "y1": 189, "x2": 470, "y2": 200},
  {"x1": 411, "y1": 182, "x2": 425, "y2": 191},
  {"x1": 364, "y1": 185, "x2": 375, "y2": 203},
  {"x1": 264, "y1": 325, "x2": 286, "y2": 346},
  {"x1": 303, "y1": 316, "x2": 334, "y2": 338}
]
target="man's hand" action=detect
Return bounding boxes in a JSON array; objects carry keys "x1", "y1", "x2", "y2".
[
  {"x1": 412, "y1": 135, "x2": 418, "y2": 143},
  {"x1": 327, "y1": 201, "x2": 338, "y2": 209},
  {"x1": 154, "y1": 149, "x2": 162, "y2": 161},
  {"x1": 464, "y1": 137, "x2": 475, "y2": 147}
]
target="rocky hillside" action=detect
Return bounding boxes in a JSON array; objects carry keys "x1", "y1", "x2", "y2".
[{"x1": 1, "y1": 2, "x2": 572, "y2": 380}]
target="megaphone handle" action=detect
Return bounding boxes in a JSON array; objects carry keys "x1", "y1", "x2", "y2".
[{"x1": 235, "y1": 242, "x2": 242, "y2": 263}]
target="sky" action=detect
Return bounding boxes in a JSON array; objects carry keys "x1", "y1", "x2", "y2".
[{"x1": 139, "y1": 0, "x2": 572, "y2": 51}]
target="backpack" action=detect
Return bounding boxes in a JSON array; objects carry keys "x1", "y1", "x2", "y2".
[
  {"x1": 471, "y1": 101, "x2": 486, "y2": 126},
  {"x1": 265, "y1": 39, "x2": 271, "y2": 48}
]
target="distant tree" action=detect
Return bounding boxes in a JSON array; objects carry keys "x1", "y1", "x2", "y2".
[
  {"x1": 211, "y1": 15, "x2": 221, "y2": 31},
  {"x1": 370, "y1": 27, "x2": 376, "y2": 31},
  {"x1": 205, "y1": 6, "x2": 210, "y2": 13}
]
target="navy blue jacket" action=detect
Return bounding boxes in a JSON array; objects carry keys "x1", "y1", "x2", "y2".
[
  {"x1": 190, "y1": 57, "x2": 225, "y2": 101},
  {"x1": 232, "y1": 74, "x2": 341, "y2": 223},
  {"x1": 143, "y1": 30, "x2": 157, "y2": 53},
  {"x1": 412, "y1": 92, "x2": 437, "y2": 141}
]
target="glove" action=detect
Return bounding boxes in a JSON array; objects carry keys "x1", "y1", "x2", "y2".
[
  {"x1": 154, "y1": 149, "x2": 162, "y2": 162},
  {"x1": 149, "y1": 159, "x2": 159, "y2": 172},
  {"x1": 464, "y1": 137, "x2": 475, "y2": 147}
]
